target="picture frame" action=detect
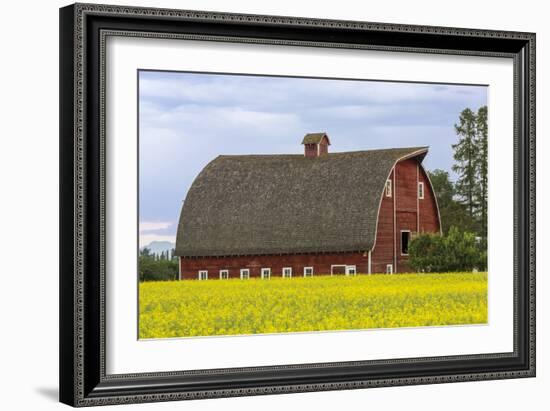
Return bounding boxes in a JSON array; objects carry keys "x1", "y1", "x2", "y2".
[{"x1": 59, "y1": 2, "x2": 536, "y2": 407}]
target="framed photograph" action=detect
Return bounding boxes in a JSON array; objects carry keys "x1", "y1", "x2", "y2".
[{"x1": 59, "y1": 3, "x2": 535, "y2": 407}]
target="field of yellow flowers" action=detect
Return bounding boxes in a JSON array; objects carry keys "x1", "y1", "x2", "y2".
[{"x1": 139, "y1": 272, "x2": 487, "y2": 339}]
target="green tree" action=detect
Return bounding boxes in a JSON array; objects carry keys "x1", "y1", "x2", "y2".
[
  {"x1": 140, "y1": 247, "x2": 152, "y2": 258},
  {"x1": 444, "y1": 203, "x2": 479, "y2": 235},
  {"x1": 428, "y1": 169, "x2": 454, "y2": 208},
  {"x1": 409, "y1": 226, "x2": 486, "y2": 272},
  {"x1": 453, "y1": 108, "x2": 478, "y2": 219},
  {"x1": 139, "y1": 256, "x2": 178, "y2": 281},
  {"x1": 443, "y1": 226, "x2": 484, "y2": 271},
  {"x1": 475, "y1": 105, "x2": 488, "y2": 237},
  {"x1": 408, "y1": 232, "x2": 446, "y2": 272},
  {"x1": 428, "y1": 169, "x2": 477, "y2": 235}
]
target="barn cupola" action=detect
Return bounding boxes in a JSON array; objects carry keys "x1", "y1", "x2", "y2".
[{"x1": 302, "y1": 132, "x2": 331, "y2": 158}]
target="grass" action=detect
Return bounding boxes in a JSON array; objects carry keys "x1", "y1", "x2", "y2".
[{"x1": 139, "y1": 272, "x2": 487, "y2": 339}]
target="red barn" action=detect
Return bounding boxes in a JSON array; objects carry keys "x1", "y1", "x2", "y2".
[{"x1": 175, "y1": 133, "x2": 441, "y2": 280}]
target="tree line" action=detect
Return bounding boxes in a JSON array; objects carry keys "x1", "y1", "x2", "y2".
[
  {"x1": 429, "y1": 106, "x2": 488, "y2": 237},
  {"x1": 139, "y1": 247, "x2": 178, "y2": 281},
  {"x1": 410, "y1": 106, "x2": 488, "y2": 272}
]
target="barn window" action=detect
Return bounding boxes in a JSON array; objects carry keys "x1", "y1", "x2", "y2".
[
  {"x1": 385, "y1": 179, "x2": 392, "y2": 197},
  {"x1": 401, "y1": 231, "x2": 411, "y2": 255},
  {"x1": 304, "y1": 267, "x2": 314, "y2": 277},
  {"x1": 219, "y1": 269, "x2": 229, "y2": 280},
  {"x1": 346, "y1": 265, "x2": 357, "y2": 276},
  {"x1": 240, "y1": 269, "x2": 250, "y2": 279},
  {"x1": 418, "y1": 182, "x2": 425, "y2": 199},
  {"x1": 261, "y1": 268, "x2": 271, "y2": 279},
  {"x1": 282, "y1": 267, "x2": 292, "y2": 278},
  {"x1": 386, "y1": 264, "x2": 393, "y2": 274},
  {"x1": 198, "y1": 270, "x2": 208, "y2": 280}
]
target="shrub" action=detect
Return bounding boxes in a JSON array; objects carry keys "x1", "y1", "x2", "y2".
[
  {"x1": 475, "y1": 236, "x2": 488, "y2": 271},
  {"x1": 139, "y1": 256, "x2": 178, "y2": 281},
  {"x1": 409, "y1": 226, "x2": 486, "y2": 272},
  {"x1": 408, "y1": 232, "x2": 446, "y2": 272}
]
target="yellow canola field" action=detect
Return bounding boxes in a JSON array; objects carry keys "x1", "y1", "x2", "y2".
[{"x1": 139, "y1": 272, "x2": 487, "y2": 339}]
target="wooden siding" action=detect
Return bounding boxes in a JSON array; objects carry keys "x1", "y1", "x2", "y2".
[
  {"x1": 304, "y1": 136, "x2": 329, "y2": 158},
  {"x1": 395, "y1": 159, "x2": 419, "y2": 272},
  {"x1": 371, "y1": 157, "x2": 440, "y2": 273},
  {"x1": 180, "y1": 252, "x2": 368, "y2": 280},
  {"x1": 318, "y1": 136, "x2": 329, "y2": 156},
  {"x1": 370, "y1": 169, "x2": 395, "y2": 273},
  {"x1": 418, "y1": 166, "x2": 441, "y2": 234},
  {"x1": 304, "y1": 143, "x2": 317, "y2": 158}
]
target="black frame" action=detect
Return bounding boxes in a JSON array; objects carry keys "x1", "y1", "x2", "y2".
[{"x1": 60, "y1": 3, "x2": 536, "y2": 407}]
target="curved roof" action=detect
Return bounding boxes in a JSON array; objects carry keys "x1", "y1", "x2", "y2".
[
  {"x1": 301, "y1": 132, "x2": 331, "y2": 145},
  {"x1": 175, "y1": 146, "x2": 428, "y2": 257}
]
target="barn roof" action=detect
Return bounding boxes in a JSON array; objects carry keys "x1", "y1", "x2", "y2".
[
  {"x1": 175, "y1": 146, "x2": 428, "y2": 257},
  {"x1": 301, "y1": 132, "x2": 330, "y2": 145}
]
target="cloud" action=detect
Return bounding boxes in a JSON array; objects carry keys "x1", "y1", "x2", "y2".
[
  {"x1": 138, "y1": 222, "x2": 177, "y2": 248},
  {"x1": 139, "y1": 234, "x2": 176, "y2": 248},
  {"x1": 139, "y1": 221, "x2": 174, "y2": 232},
  {"x1": 139, "y1": 71, "x2": 485, "y2": 112}
]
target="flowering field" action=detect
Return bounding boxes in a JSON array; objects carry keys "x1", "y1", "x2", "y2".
[{"x1": 139, "y1": 272, "x2": 487, "y2": 339}]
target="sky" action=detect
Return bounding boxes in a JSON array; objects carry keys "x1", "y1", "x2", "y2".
[{"x1": 138, "y1": 70, "x2": 487, "y2": 247}]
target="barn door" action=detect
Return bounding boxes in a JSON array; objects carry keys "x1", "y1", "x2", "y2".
[{"x1": 331, "y1": 265, "x2": 346, "y2": 275}]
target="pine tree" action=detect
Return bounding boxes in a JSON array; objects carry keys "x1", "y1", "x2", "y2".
[
  {"x1": 428, "y1": 169, "x2": 454, "y2": 209},
  {"x1": 428, "y1": 169, "x2": 477, "y2": 235},
  {"x1": 475, "y1": 106, "x2": 488, "y2": 236},
  {"x1": 452, "y1": 108, "x2": 478, "y2": 219}
]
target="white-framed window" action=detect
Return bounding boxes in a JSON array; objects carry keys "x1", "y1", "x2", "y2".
[
  {"x1": 304, "y1": 267, "x2": 314, "y2": 277},
  {"x1": 198, "y1": 270, "x2": 208, "y2": 280},
  {"x1": 240, "y1": 269, "x2": 250, "y2": 279},
  {"x1": 219, "y1": 269, "x2": 229, "y2": 280},
  {"x1": 282, "y1": 267, "x2": 292, "y2": 278},
  {"x1": 261, "y1": 268, "x2": 271, "y2": 279},
  {"x1": 418, "y1": 182, "x2": 425, "y2": 199},
  {"x1": 386, "y1": 264, "x2": 393, "y2": 274},
  {"x1": 401, "y1": 230, "x2": 411, "y2": 255},
  {"x1": 346, "y1": 265, "x2": 357, "y2": 276},
  {"x1": 385, "y1": 179, "x2": 392, "y2": 197}
]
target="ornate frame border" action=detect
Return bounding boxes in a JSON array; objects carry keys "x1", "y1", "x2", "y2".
[{"x1": 59, "y1": 3, "x2": 535, "y2": 407}]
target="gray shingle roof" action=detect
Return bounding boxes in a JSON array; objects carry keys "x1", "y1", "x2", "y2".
[
  {"x1": 301, "y1": 132, "x2": 330, "y2": 145},
  {"x1": 175, "y1": 146, "x2": 428, "y2": 257}
]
